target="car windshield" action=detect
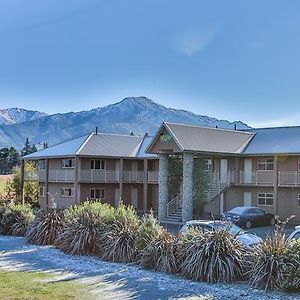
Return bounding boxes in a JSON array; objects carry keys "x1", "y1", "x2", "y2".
[
  {"x1": 228, "y1": 207, "x2": 248, "y2": 215},
  {"x1": 213, "y1": 223, "x2": 245, "y2": 235}
]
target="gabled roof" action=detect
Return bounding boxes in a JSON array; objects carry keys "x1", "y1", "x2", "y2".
[
  {"x1": 147, "y1": 122, "x2": 255, "y2": 154},
  {"x1": 23, "y1": 132, "x2": 157, "y2": 159},
  {"x1": 242, "y1": 126, "x2": 300, "y2": 155}
]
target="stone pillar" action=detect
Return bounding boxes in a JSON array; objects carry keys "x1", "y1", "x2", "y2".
[
  {"x1": 158, "y1": 153, "x2": 169, "y2": 221},
  {"x1": 182, "y1": 152, "x2": 193, "y2": 223}
]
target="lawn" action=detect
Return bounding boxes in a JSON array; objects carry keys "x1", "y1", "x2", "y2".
[{"x1": 0, "y1": 270, "x2": 94, "y2": 299}]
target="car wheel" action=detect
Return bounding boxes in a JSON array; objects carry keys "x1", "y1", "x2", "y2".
[
  {"x1": 270, "y1": 218, "x2": 276, "y2": 226},
  {"x1": 245, "y1": 220, "x2": 252, "y2": 229}
]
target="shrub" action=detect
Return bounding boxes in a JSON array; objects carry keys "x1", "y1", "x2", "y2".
[
  {"x1": 26, "y1": 210, "x2": 63, "y2": 246},
  {"x1": 0, "y1": 203, "x2": 34, "y2": 236},
  {"x1": 282, "y1": 239, "x2": 300, "y2": 292},
  {"x1": 247, "y1": 232, "x2": 292, "y2": 290},
  {"x1": 57, "y1": 201, "x2": 114, "y2": 255},
  {"x1": 140, "y1": 229, "x2": 177, "y2": 274},
  {"x1": 101, "y1": 204, "x2": 140, "y2": 262},
  {"x1": 180, "y1": 227, "x2": 246, "y2": 283},
  {"x1": 135, "y1": 211, "x2": 163, "y2": 254}
]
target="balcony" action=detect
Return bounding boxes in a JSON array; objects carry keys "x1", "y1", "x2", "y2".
[
  {"x1": 123, "y1": 171, "x2": 145, "y2": 183},
  {"x1": 279, "y1": 172, "x2": 300, "y2": 186},
  {"x1": 49, "y1": 169, "x2": 75, "y2": 182},
  {"x1": 239, "y1": 170, "x2": 274, "y2": 186},
  {"x1": 80, "y1": 170, "x2": 119, "y2": 183},
  {"x1": 148, "y1": 171, "x2": 159, "y2": 183},
  {"x1": 24, "y1": 170, "x2": 46, "y2": 182}
]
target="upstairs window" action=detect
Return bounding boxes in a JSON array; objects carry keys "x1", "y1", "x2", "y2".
[
  {"x1": 258, "y1": 159, "x2": 274, "y2": 171},
  {"x1": 61, "y1": 187, "x2": 74, "y2": 197},
  {"x1": 90, "y1": 188, "x2": 105, "y2": 199},
  {"x1": 91, "y1": 159, "x2": 105, "y2": 170},
  {"x1": 62, "y1": 159, "x2": 74, "y2": 168},
  {"x1": 38, "y1": 160, "x2": 46, "y2": 170},
  {"x1": 203, "y1": 159, "x2": 212, "y2": 171},
  {"x1": 257, "y1": 193, "x2": 273, "y2": 206}
]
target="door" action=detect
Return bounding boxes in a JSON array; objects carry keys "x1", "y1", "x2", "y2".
[
  {"x1": 243, "y1": 192, "x2": 252, "y2": 206},
  {"x1": 131, "y1": 188, "x2": 138, "y2": 208},
  {"x1": 220, "y1": 159, "x2": 228, "y2": 183},
  {"x1": 244, "y1": 159, "x2": 252, "y2": 184}
]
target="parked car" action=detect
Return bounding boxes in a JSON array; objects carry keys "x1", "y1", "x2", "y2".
[
  {"x1": 287, "y1": 225, "x2": 300, "y2": 241},
  {"x1": 222, "y1": 206, "x2": 276, "y2": 229},
  {"x1": 179, "y1": 220, "x2": 262, "y2": 249}
]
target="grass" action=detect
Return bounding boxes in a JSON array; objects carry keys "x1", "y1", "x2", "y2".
[
  {"x1": 0, "y1": 178, "x2": 7, "y2": 195},
  {"x1": 0, "y1": 270, "x2": 95, "y2": 299}
]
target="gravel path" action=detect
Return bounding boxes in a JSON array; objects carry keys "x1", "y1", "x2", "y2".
[{"x1": 0, "y1": 235, "x2": 299, "y2": 300}]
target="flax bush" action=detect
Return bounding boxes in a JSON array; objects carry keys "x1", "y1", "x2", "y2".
[
  {"x1": 26, "y1": 210, "x2": 63, "y2": 246},
  {"x1": 140, "y1": 229, "x2": 178, "y2": 274},
  {"x1": 180, "y1": 227, "x2": 246, "y2": 283},
  {"x1": 0, "y1": 203, "x2": 34, "y2": 236},
  {"x1": 57, "y1": 201, "x2": 114, "y2": 255}
]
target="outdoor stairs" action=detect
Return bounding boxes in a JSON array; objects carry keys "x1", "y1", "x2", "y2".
[
  {"x1": 205, "y1": 181, "x2": 228, "y2": 202},
  {"x1": 165, "y1": 206, "x2": 183, "y2": 224}
]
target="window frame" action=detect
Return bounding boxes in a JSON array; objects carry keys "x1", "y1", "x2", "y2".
[
  {"x1": 90, "y1": 159, "x2": 105, "y2": 170},
  {"x1": 257, "y1": 158, "x2": 274, "y2": 171},
  {"x1": 61, "y1": 187, "x2": 74, "y2": 197},
  {"x1": 62, "y1": 159, "x2": 75, "y2": 169},
  {"x1": 257, "y1": 192, "x2": 274, "y2": 206},
  {"x1": 38, "y1": 160, "x2": 46, "y2": 170},
  {"x1": 90, "y1": 188, "x2": 105, "y2": 200},
  {"x1": 203, "y1": 159, "x2": 212, "y2": 171}
]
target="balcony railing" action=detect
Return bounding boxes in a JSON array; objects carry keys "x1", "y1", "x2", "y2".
[
  {"x1": 148, "y1": 171, "x2": 159, "y2": 183},
  {"x1": 123, "y1": 171, "x2": 145, "y2": 183},
  {"x1": 49, "y1": 169, "x2": 75, "y2": 182},
  {"x1": 279, "y1": 171, "x2": 300, "y2": 186},
  {"x1": 239, "y1": 170, "x2": 274, "y2": 186},
  {"x1": 24, "y1": 170, "x2": 46, "y2": 182},
  {"x1": 80, "y1": 170, "x2": 119, "y2": 183}
]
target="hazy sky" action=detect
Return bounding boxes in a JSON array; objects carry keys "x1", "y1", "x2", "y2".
[{"x1": 1, "y1": 0, "x2": 300, "y2": 127}]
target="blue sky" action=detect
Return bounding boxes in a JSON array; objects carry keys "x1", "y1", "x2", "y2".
[{"x1": 0, "y1": 0, "x2": 300, "y2": 127}]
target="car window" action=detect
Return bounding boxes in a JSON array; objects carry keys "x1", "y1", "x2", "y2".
[
  {"x1": 249, "y1": 208, "x2": 265, "y2": 215},
  {"x1": 189, "y1": 224, "x2": 212, "y2": 231},
  {"x1": 292, "y1": 232, "x2": 300, "y2": 239}
]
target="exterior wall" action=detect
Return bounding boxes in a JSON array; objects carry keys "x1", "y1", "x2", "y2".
[
  {"x1": 80, "y1": 158, "x2": 117, "y2": 170},
  {"x1": 278, "y1": 188, "x2": 300, "y2": 222},
  {"x1": 48, "y1": 182, "x2": 76, "y2": 209},
  {"x1": 278, "y1": 156, "x2": 299, "y2": 171}
]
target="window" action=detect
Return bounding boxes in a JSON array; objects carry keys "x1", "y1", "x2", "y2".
[
  {"x1": 90, "y1": 188, "x2": 105, "y2": 199},
  {"x1": 91, "y1": 159, "x2": 105, "y2": 170},
  {"x1": 203, "y1": 159, "x2": 212, "y2": 171},
  {"x1": 257, "y1": 193, "x2": 274, "y2": 206},
  {"x1": 298, "y1": 159, "x2": 300, "y2": 171},
  {"x1": 62, "y1": 159, "x2": 74, "y2": 168},
  {"x1": 61, "y1": 187, "x2": 74, "y2": 197},
  {"x1": 39, "y1": 186, "x2": 45, "y2": 197},
  {"x1": 298, "y1": 194, "x2": 300, "y2": 208},
  {"x1": 258, "y1": 159, "x2": 274, "y2": 171},
  {"x1": 38, "y1": 160, "x2": 46, "y2": 170}
]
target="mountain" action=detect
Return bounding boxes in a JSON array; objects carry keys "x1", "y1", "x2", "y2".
[
  {"x1": 0, "y1": 97, "x2": 250, "y2": 149},
  {"x1": 0, "y1": 108, "x2": 48, "y2": 125}
]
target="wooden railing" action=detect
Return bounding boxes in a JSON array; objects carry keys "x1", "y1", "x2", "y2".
[
  {"x1": 279, "y1": 172, "x2": 300, "y2": 186},
  {"x1": 239, "y1": 170, "x2": 274, "y2": 186},
  {"x1": 148, "y1": 171, "x2": 159, "y2": 183},
  {"x1": 122, "y1": 171, "x2": 145, "y2": 183},
  {"x1": 49, "y1": 169, "x2": 75, "y2": 182},
  {"x1": 80, "y1": 170, "x2": 119, "y2": 183},
  {"x1": 24, "y1": 170, "x2": 46, "y2": 181}
]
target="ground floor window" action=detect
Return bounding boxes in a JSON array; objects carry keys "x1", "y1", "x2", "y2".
[
  {"x1": 257, "y1": 193, "x2": 273, "y2": 206},
  {"x1": 39, "y1": 186, "x2": 45, "y2": 197},
  {"x1": 90, "y1": 188, "x2": 105, "y2": 200},
  {"x1": 61, "y1": 187, "x2": 74, "y2": 197}
]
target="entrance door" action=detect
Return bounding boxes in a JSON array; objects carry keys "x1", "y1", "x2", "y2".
[
  {"x1": 243, "y1": 192, "x2": 252, "y2": 206},
  {"x1": 244, "y1": 159, "x2": 252, "y2": 184},
  {"x1": 220, "y1": 159, "x2": 228, "y2": 183},
  {"x1": 131, "y1": 188, "x2": 138, "y2": 208}
]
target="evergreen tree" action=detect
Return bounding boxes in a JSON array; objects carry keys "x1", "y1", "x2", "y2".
[{"x1": 21, "y1": 138, "x2": 37, "y2": 156}]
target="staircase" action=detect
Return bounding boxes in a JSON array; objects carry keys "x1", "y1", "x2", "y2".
[
  {"x1": 205, "y1": 181, "x2": 228, "y2": 202},
  {"x1": 165, "y1": 207, "x2": 183, "y2": 223},
  {"x1": 165, "y1": 193, "x2": 183, "y2": 224}
]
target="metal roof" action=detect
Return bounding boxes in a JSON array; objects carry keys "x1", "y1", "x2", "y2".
[
  {"x1": 147, "y1": 122, "x2": 255, "y2": 154},
  {"x1": 243, "y1": 126, "x2": 300, "y2": 155},
  {"x1": 23, "y1": 132, "x2": 157, "y2": 159}
]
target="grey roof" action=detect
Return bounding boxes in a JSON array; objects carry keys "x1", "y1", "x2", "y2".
[
  {"x1": 23, "y1": 132, "x2": 157, "y2": 159},
  {"x1": 243, "y1": 126, "x2": 300, "y2": 155},
  {"x1": 148, "y1": 122, "x2": 255, "y2": 154},
  {"x1": 23, "y1": 134, "x2": 89, "y2": 159}
]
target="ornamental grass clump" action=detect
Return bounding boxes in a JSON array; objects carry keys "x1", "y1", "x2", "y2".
[
  {"x1": 180, "y1": 226, "x2": 246, "y2": 283},
  {"x1": 0, "y1": 203, "x2": 34, "y2": 236},
  {"x1": 101, "y1": 204, "x2": 140, "y2": 263},
  {"x1": 57, "y1": 201, "x2": 114, "y2": 255},
  {"x1": 247, "y1": 231, "x2": 292, "y2": 290},
  {"x1": 140, "y1": 229, "x2": 178, "y2": 274},
  {"x1": 26, "y1": 210, "x2": 63, "y2": 246}
]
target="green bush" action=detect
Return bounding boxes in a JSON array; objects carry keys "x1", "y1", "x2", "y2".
[
  {"x1": 247, "y1": 232, "x2": 292, "y2": 290},
  {"x1": 57, "y1": 201, "x2": 114, "y2": 255},
  {"x1": 179, "y1": 227, "x2": 246, "y2": 283},
  {"x1": 140, "y1": 229, "x2": 178, "y2": 274},
  {"x1": 282, "y1": 239, "x2": 300, "y2": 292},
  {"x1": 101, "y1": 204, "x2": 140, "y2": 262},
  {"x1": 0, "y1": 204, "x2": 34, "y2": 236},
  {"x1": 26, "y1": 210, "x2": 63, "y2": 246}
]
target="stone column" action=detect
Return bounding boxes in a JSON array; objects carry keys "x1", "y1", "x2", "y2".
[
  {"x1": 158, "y1": 153, "x2": 169, "y2": 221},
  {"x1": 182, "y1": 152, "x2": 193, "y2": 223}
]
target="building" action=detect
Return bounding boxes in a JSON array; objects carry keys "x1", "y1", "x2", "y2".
[
  {"x1": 146, "y1": 122, "x2": 300, "y2": 224},
  {"x1": 22, "y1": 132, "x2": 159, "y2": 212}
]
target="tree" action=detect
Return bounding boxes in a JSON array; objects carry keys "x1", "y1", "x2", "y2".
[
  {"x1": 21, "y1": 138, "x2": 37, "y2": 157},
  {"x1": 0, "y1": 147, "x2": 20, "y2": 174}
]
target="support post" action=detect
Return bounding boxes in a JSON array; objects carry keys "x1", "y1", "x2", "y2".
[
  {"x1": 74, "y1": 156, "x2": 81, "y2": 204},
  {"x1": 20, "y1": 160, "x2": 25, "y2": 205},
  {"x1": 182, "y1": 152, "x2": 193, "y2": 223},
  {"x1": 158, "y1": 153, "x2": 169, "y2": 221},
  {"x1": 119, "y1": 158, "x2": 124, "y2": 205},
  {"x1": 274, "y1": 156, "x2": 279, "y2": 215},
  {"x1": 143, "y1": 159, "x2": 148, "y2": 212},
  {"x1": 45, "y1": 158, "x2": 49, "y2": 210}
]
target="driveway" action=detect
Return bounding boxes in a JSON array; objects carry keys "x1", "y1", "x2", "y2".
[
  {"x1": 0, "y1": 236, "x2": 298, "y2": 300},
  {"x1": 247, "y1": 225, "x2": 295, "y2": 239}
]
